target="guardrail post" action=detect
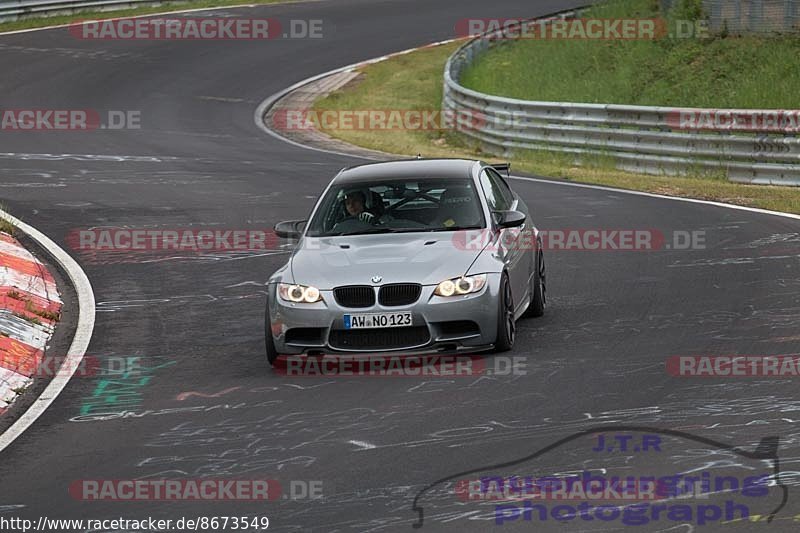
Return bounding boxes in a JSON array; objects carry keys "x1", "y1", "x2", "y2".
[
  {"x1": 786, "y1": 0, "x2": 798, "y2": 30},
  {"x1": 707, "y1": 0, "x2": 723, "y2": 33},
  {"x1": 734, "y1": 0, "x2": 743, "y2": 33},
  {"x1": 750, "y1": 0, "x2": 764, "y2": 31}
]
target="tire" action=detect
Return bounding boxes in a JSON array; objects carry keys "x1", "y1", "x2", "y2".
[
  {"x1": 523, "y1": 250, "x2": 546, "y2": 318},
  {"x1": 265, "y1": 298, "x2": 280, "y2": 366},
  {"x1": 493, "y1": 273, "x2": 515, "y2": 352}
]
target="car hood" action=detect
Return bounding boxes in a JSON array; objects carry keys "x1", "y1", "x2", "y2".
[{"x1": 289, "y1": 233, "x2": 480, "y2": 289}]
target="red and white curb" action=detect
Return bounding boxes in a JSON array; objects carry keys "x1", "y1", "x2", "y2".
[
  {"x1": 0, "y1": 232, "x2": 62, "y2": 415},
  {"x1": 0, "y1": 210, "x2": 93, "y2": 453}
]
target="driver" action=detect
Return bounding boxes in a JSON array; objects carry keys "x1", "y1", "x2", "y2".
[{"x1": 344, "y1": 190, "x2": 377, "y2": 224}]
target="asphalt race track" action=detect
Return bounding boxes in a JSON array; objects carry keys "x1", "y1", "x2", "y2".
[{"x1": 1, "y1": 0, "x2": 799, "y2": 531}]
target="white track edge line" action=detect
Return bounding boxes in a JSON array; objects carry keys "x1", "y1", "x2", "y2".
[
  {"x1": 0, "y1": 210, "x2": 95, "y2": 452},
  {"x1": 508, "y1": 175, "x2": 800, "y2": 221}
]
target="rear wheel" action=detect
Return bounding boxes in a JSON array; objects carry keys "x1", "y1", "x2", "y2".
[
  {"x1": 524, "y1": 250, "x2": 546, "y2": 318},
  {"x1": 493, "y1": 273, "x2": 515, "y2": 352},
  {"x1": 265, "y1": 298, "x2": 279, "y2": 366}
]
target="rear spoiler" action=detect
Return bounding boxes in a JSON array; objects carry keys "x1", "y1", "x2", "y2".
[{"x1": 491, "y1": 163, "x2": 511, "y2": 177}]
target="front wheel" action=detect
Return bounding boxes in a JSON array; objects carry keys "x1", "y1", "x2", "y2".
[{"x1": 493, "y1": 273, "x2": 515, "y2": 352}]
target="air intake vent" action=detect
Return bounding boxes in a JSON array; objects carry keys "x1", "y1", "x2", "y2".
[
  {"x1": 378, "y1": 284, "x2": 422, "y2": 306},
  {"x1": 329, "y1": 326, "x2": 430, "y2": 350},
  {"x1": 333, "y1": 286, "x2": 375, "y2": 308}
]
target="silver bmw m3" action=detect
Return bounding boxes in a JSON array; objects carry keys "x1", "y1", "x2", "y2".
[{"x1": 265, "y1": 159, "x2": 546, "y2": 364}]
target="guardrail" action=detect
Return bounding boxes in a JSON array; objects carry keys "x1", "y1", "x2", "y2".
[
  {"x1": 442, "y1": 15, "x2": 800, "y2": 186},
  {"x1": 0, "y1": 0, "x2": 164, "y2": 23}
]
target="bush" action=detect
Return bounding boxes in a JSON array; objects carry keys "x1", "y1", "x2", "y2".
[{"x1": 667, "y1": 0, "x2": 705, "y2": 23}]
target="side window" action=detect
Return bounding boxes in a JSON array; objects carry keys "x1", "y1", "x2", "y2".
[
  {"x1": 487, "y1": 168, "x2": 515, "y2": 207},
  {"x1": 479, "y1": 169, "x2": 512, "y2": 211}
]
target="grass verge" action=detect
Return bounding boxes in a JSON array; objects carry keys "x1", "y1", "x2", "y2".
[
  {"x1": 461, "y1": 0, "x2": 800, "y2": 108},
  {"x1": 0, "y1": 206, "x2": 15, "y2": 235},
  {"x1": 313, "y1": 41, "x2": 800, "y2": 214},
  {"x1": 0, "y1": 0, "x2": 291, "y2": 33},
  {"x1": 0, "y1": 220, "x2": 15, "y2": 235}
]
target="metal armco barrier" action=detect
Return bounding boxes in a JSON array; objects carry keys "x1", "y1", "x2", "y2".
[
  {"x1": 0, "y1": 0, "x2": 164, "y2": 22},
  {"x1": 442, "y1": 14, "x2": 800, "y2": 186}
]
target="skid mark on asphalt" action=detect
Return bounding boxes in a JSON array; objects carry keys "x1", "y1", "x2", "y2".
[
  {"x1": 153, "y1": 129, "x2": 235, "y2": 139},
  {"x1": 669, "y1": 254, "x2": 800, "y2": 267},
  {"x1": 0, "y1": 43, "x2": 143, "y2": 61},
  {"x1": 193, "y1": 397, "x2": 799, "y2": 456},
  {"x1": 175, "y1": 386, "x2": 242, "y2": 401},
  {"x1": 224, "y1": 281, "x2": 264, "y2": 288},
  {"x1": 196, "y1": 95, "x2": 250, "y2": 103},
  {"x1": 0, "y1": 504, "x2": 25, "y2": 512},
  {"x1": 541, "y1": 308, "x2": 800, "y2": 343},
  {"x1": 0, "y1": 152, "x2": 172, "y2": 163},
  {"x1": 80, "y1": 249, "x2": 288, "y2": 265},
  {"x1": 348, "y1": 440, "x2": 377, "y2": 450},
  {"x1": 0, "y1": 182, "x2": 65, "y2": 188},
  {"x1": 83, "y1": 384, "x2": 799, "y2": 530},
  {"x1": 96, "y1": 289, "x2": 267, "y2": 312},
  {"x1": 172, "y1": 382, "x2": 336, "y2": 403}
]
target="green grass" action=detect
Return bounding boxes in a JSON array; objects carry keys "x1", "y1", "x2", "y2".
[
  {"x1": 26, "y1": 300, "x2": 60, "y2": 321},
  {"x1": 313, "y1": 39, "x2": 800, "y2": 214},
  {"x1": 314, "y1": 42, "x2": 467, "y2": 157},
  {"x1": 0, "y1": 0, "x2": 292, "y2": 33},
  {"x1": 460, "y1": 0, "x2": 800, "y2": 108},
  {"x1": 14, "y1": 311, "x2": 43, "y2": 326},
  {"x1": 0, "y1": 219, "x2": 14, "y2": 236}
]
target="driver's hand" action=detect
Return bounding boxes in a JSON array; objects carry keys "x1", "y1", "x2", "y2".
[{"x1": 358, "y1": 212, "x2": 376, "y2": 223}]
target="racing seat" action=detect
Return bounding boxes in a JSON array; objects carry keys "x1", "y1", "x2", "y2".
[
  {"x1": 435, "y1": 185, "x2": 482, "y2": 228},
  {"x1": 367, "y1": 190, "x2": 385, "y2": 217}
]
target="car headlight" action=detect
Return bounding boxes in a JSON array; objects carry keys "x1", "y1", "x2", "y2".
[
  {"x1": 278, "y1": 283, "x2": 322, "y2": 303},
  {"x1": 434, "y1": 274, "x2": 487, "y2": 297}
]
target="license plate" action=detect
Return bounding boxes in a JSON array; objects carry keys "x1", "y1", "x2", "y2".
[{"x1": 344, "y1": 312, "x2": 413, "y2": 329}]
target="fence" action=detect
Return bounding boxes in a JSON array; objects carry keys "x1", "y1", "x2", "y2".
[{"x1": 662, "y1": 0, "x2": 800, "y2": 33}]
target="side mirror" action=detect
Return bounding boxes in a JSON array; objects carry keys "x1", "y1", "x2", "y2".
[
  {"x1": 494, "y1": 210, "x2": 526, "y2": 229},
  {"x1": 274, "y1": 220, "x2": 307, "y2": 239}
]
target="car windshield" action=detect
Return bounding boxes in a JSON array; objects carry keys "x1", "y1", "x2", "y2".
[{"x1": 305, "y1": 177, "x2": 486, "y2": 237}]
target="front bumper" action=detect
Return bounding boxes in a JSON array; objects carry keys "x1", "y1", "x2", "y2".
[{"x1": 267, "y1": 274, "x2": 502, "y2": 355}]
